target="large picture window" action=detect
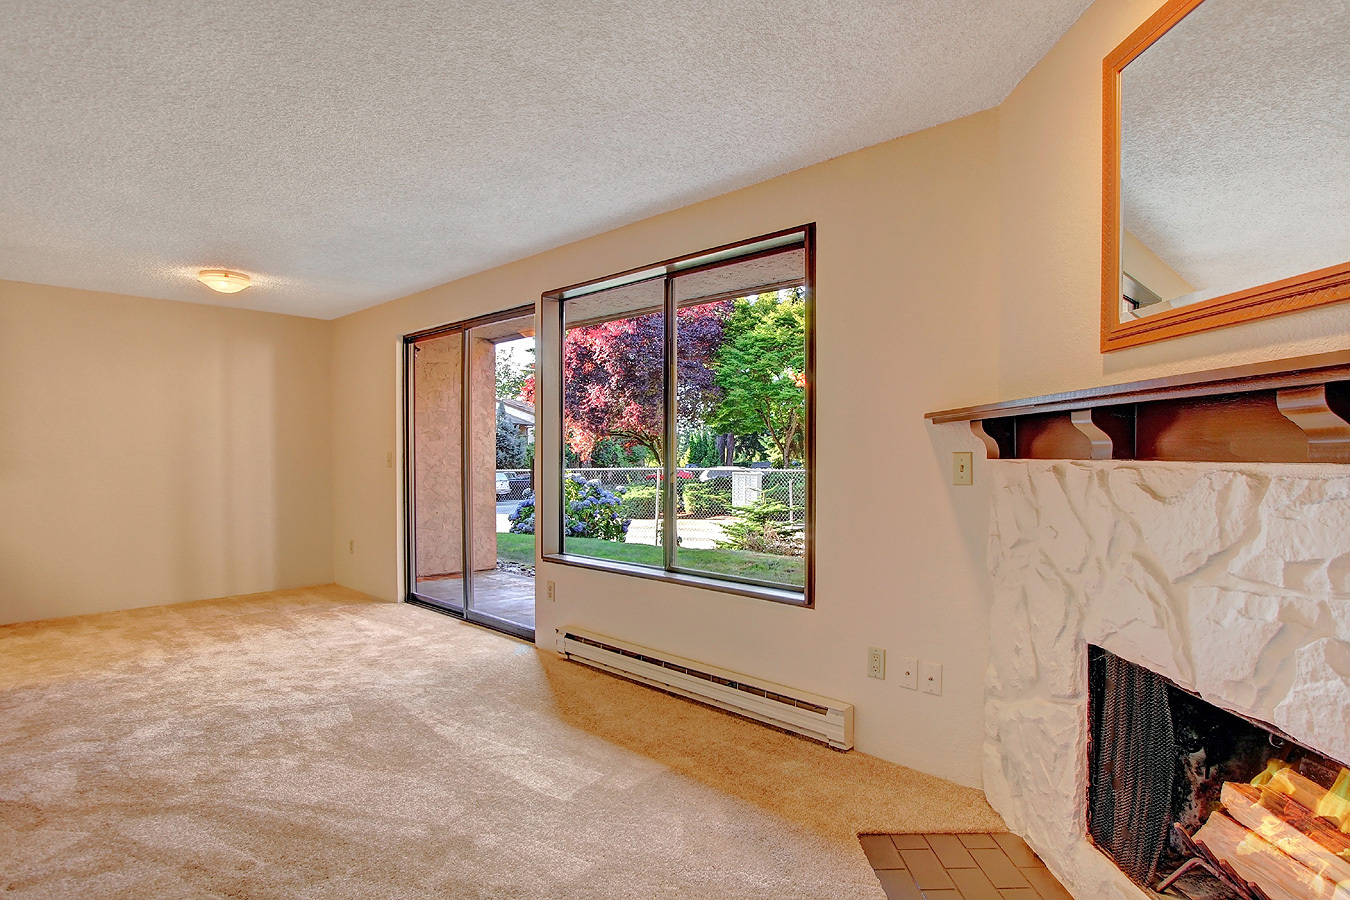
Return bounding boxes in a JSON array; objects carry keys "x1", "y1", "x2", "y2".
[{"x1": 538, "y1": 226, "x2": 814, "y2": 605}]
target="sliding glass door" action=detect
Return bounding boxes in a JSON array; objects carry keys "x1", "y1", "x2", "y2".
[{"x1": 406, "y1": 306, "x2": 536, "y2": 640}]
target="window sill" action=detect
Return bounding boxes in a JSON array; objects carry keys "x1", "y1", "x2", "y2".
[{"x1": 540, "y1": 553, "x2": 810, "y2": 607}]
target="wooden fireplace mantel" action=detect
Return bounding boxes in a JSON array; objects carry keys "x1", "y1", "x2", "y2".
[{"x1": 925, "y1": 350, "x2": 1350, "y2": 463}]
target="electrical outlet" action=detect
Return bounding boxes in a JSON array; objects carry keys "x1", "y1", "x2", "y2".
[
  {"x1": 349, "y1": 539, "x2": 354, "y2": 554},
  {"x1": 897, "y1": 656, "x2": 918, "y2": 690},
  {"x1": 386, "y1": 452, "x2": 394, "y2": 468},
  {"x1": 547, "y1": 581, "x2": 556, "y2": 602},
  {"x1": 921, "y1": 661, "x2": 943, "y2": 695},
  {"x1": 867, "y1": 647, "x2": 885, "y2": 679},
  {"x1": 952, "y1": 451, "x2": 973, "y2": 485}
]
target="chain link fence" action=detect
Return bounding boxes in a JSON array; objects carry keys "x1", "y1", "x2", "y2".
[
  {"x1": 497, "y1": 467, "x2": 805, "y2": 522},
  {"x1": 497, "y1": 466, "x2": 804, "y2": 551}
]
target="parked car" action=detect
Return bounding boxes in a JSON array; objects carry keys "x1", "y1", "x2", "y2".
[
  {"x1": 508, "y1": 473, "x2": 533, "y2": 498},
  {"x1": 495, "y1": 472, "x2": 511, "y2": 496}
]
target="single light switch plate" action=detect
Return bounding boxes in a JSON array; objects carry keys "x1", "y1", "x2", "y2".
[
  {"x1": 952, "y1": 452, "x2": 973, "y2": 485},
  {"x1": 867, "y1": 647, "x2": 885, "y2": 679},
  {"x1": 897, "y1": 656, "x2": 918, "y2": 690},
  {"x1": 921, "y1": 661, "x2": 943, "y2": 695}
]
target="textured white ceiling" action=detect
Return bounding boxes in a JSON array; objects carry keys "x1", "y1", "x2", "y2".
[
  {"x1": 1, "y1": 0, "x2": 1091, "y2": 319},
  {"x1": 1121, "y1": 0, "x2": 1350, "y2": 309}
]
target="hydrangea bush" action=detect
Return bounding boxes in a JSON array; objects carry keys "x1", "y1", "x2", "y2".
[{"x1": 508, "y1": 475, "x2": 630, "y2": 541}]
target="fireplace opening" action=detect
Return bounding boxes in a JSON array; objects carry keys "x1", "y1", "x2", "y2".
[{"x1": 1087, "y1": 646, "x2": 1350, "y2": 900}]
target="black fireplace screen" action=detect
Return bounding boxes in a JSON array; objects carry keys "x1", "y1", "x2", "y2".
[{"x1": 1088, "y1": 647, "x2": 1178, "y2": 885}]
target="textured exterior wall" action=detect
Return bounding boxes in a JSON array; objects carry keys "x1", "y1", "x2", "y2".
[
  {"x1": 469, "y1": 335, "x2": 499, "y2": 572},
  {"x1": 411, "y1": 332, "x2": 498, "y2": 579},
  {"x1": 412, "y1": 335, "x2": 464, "y2": 577},
  {"x1": 984, "y1": 460, "x2": 1350, "y2": 899}
]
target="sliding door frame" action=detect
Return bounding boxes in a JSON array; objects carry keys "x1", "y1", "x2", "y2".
[{"x1": 403, "y1": 304, "x2": 537, "y2": 640}]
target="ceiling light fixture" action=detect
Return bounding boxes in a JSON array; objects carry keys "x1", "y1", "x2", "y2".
[{"x1": 197, "y1": 269, "x2": 252, "y2": 293}]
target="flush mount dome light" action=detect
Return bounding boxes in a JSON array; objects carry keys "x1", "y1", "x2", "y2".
[{"x1": 197, "y1": 270, "x2": 252, "y2": 293}]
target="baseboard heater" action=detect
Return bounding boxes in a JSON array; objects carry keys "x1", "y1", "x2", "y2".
[{"x1": 556, "y1": 627, "x2": 854, "y2": 750}]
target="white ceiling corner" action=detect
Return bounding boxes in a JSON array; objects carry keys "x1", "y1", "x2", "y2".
[{"x1": 0, "y1": 0, "x2": 1092, "y2": 319}]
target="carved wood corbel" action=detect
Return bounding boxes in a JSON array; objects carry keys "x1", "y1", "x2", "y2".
[
  {"x1": 1071, "y1": 409, "x2": 1115, "y2": 460},
  {"x1": 972, "y1": 420, "x2": 1001, "y2": 459},
  {"x1": 1068, "y1": 406, "x2": 1136, "y2": 460},
  {"x1": 971, "y1": 419, "x2": 1015, "y2": 460},
  {"x1": 1276, "y1": 383, "x2": 1350, "y2": 463}
]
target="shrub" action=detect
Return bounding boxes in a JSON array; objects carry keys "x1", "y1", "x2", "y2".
[
  {"x1": 507, "y1": 493, "x2": 536, "y2": 535},
  {"x1": 508, "y1": 476, "x2": 630, "y2": 541},
  {"x1": 588, "y1": 438, "x2": 622, "y2": 468},
  {"x1": 617, "y1": 484, "x2": 659, "y2": 520},
  {"x1": 717, "y1": 499, "x2": 803, "y2": 556},
  {"x1": 681, "y1": 480, "x2": 730, "y2": 518}
]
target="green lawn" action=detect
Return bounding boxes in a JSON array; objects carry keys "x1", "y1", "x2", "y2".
[
  {"x1": 496, "y1": 532, "x2": 538, "y2": 566},
  {"x1": 494, "y1": 531, "x2": 803, "y2": 587}
]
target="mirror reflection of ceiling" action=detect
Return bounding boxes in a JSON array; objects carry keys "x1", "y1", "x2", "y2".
[{"x1": 1120, "y1": 0, "x2": 1350, "y2": 314}]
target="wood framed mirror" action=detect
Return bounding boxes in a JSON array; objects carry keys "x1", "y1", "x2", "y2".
[{"x1": 1101, "y1": 0, "x2": 1350, "y2": 352}]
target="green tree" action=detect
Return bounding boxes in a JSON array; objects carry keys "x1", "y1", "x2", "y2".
[
  {"x1": 589, "y1": 438, "x2": 622, "y2": 468},
  {"x1": 685, "y1": 428, "x2": 721, "y2": 468},
  {"x1": 495, "y1": 351, "x2": 534, "y2": 400},
  {"x1": 731, "y1": 431, "x2": 768, "y2": 466},
  {"x1": 709, "y1": 289, "x2": 806, "y2": 467},
  {"x1": 495, "y1": 407, "x2": 528, "y2": 469}
]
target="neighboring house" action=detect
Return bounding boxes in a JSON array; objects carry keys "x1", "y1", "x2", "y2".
[{"x1": 497, "y1": 397, "x2": 534, "y2": 443}]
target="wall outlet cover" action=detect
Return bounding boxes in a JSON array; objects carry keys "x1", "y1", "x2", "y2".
[
  {"x1": 921, "y1": 661, "x2": 943, "y2": 695},
  {"x1": 953, "y1": 451, "x2": 973, "y2": 485},
  {"x1": 897, "y1": 656, "x2": 919, "y2": 690},
  {"x1": 867, "y1": 647, "x2": 885, "y2": 679}
]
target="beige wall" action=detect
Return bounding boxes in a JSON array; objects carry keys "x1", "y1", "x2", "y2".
[
  {"x1": 331, "y1": 111, "x2": 1003, "y2": 786},
  {"x1": 0, "y1": 280, "x2": 333, "y2": 625},
  {"x1": 329, "y1": 0, "x2": 1350, "y2": 788}
]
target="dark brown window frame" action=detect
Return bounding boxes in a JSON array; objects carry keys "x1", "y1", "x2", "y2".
[{"x1": 538, "y1": 225, "x2": 816, "y2": 608}]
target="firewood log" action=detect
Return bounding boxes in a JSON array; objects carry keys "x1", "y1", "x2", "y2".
[
  {"x1": 1194, "y1": 811, "x2": 1348, "y2": 900},
  {"x1": 1254, "y1": 785, "x2": 1350, "y2": 859},
  {"x1": 1224, "y1": 783, "x2": 1350, "y2": 887},
  {"x1": 1269, "y1": 769, "x2": 1350, "y2": 832}
]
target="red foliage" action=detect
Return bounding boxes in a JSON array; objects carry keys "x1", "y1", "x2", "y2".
[{"x1": 562, "y1": 303, "x2": 728, "y2": 463}]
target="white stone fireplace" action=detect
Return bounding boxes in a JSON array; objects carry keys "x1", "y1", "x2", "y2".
[{"x1": 982, "y1": 460, "x2": 1350, "y2": 899}]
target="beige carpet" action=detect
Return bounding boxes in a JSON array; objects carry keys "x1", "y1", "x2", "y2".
[{"x1": 0, "y1": 585, "x2": 1004, "y2": 899}]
